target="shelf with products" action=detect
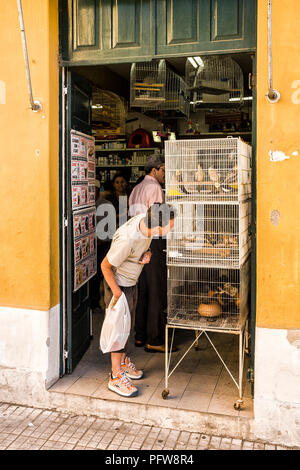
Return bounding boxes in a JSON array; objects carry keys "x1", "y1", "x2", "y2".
[
  {"x1": 96, "y1": 164, "x2": 147, "y2": 168},
  {"x1": 95, "y1": 147, "x2": 157, "y2": 151}
]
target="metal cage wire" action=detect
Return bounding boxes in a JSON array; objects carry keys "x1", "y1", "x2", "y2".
[
  {"x1": 167, "y1": 260, "x2": 250, "y2": 333},
  {"x1": 186, "y1": 55, "x2": 244, "y2": 105},
  {"x1": 165, "y1": 138, "x2": 251, "y2": 203},
  {"x1": 92, "y1": 88, "x2": 127, "y2": 137},
  {"x1": 167, "y1": 200, "x2": 251, "y2": 268},
  {"x1": 130, "y1": 60, "x2": 189, "y2": 116}
]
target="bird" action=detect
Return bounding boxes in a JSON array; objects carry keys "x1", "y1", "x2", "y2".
[
  {"x1": 169, "y1": 169, "x2": 188, "y2": 195},
  {"x1": 195, "y1": 164, "x2": 204, "y2": 183},
  {"x1": 208, "y1": 166, "x2": 221, "y2": 189},
  {"x1": 194, "y1": 164, "x2": 204, "y2": 192},
  {"x1": 221, "y1": 165, "x2": 238, "y2": 192}
]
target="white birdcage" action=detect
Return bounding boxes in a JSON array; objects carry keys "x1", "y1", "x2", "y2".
[
  {"x1": 165, "y1": 138, "x2": 251, "y2": 203},
  {"x1": 167, "y1": 200, "x2": 251, "y2": 268},
  {"x1": 130, "y1": 60, "x2": 166, "y2": 107},
  {"x1": 186, "y1": 55, "x2": 244, "y2": 105},
  {"x1": 130, "y1": 60, "x2": 189, "y2": 116},
  {"x1": 162, "y1": 137, "x2": 252, "y2": 409},
  {"x1": 144, "y1": 68, "x2": 190, "y2": 117},
  {"x1": 167, "y1": 260, "x2": 250, "y2": 332},
  {"x1": 92, "y1": 88, "x2": 127, "y2": 137}
]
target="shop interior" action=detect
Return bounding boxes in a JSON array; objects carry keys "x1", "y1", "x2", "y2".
[{"x1": 55, "y1": 53, "x2": 254, "y2": 417}]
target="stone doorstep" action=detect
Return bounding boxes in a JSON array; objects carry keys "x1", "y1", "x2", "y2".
[{"x1": 47, "y1": 388, "x2": 257, "y2": 443}]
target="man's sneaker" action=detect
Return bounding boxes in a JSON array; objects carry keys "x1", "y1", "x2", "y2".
[
  {"x1": 121, "y1": 356, "x2": 143, "y2": 380},
  {"x1": 108, "y1": 370, "x2": 138, "y2": 397}
]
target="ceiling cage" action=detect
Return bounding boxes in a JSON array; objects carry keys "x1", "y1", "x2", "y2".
[
  {"x1": 91, "y1": 88, "x2": 127, "y2": 138},
  {"x1": 130, "y1": 60, "x2": 189, "y2": 117},
  {"x1": 130, "y1": 59, "x2": 166, "y2": 107},
  {"x1": 186, "y1": 55, "x2": 244, "y2": 105}
]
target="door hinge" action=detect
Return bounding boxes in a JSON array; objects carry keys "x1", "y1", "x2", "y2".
[
  {"x1": 63, "y1": 86, "x2": 68, "y2": 95},
  {"x1": 64, "y1": 217, "x2": 68, "y2": 227},
  {"x1": 64, "y1": 350, "x2": 69, "y2": 359},
  {"x1": 249, "y1": 73, "x2": 256, "y2": 90},
  {"x1": 247, "y1": 368, "x2": 254, "y2": 383}
]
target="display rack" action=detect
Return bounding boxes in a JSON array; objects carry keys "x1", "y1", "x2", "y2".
[{"x1": 162, "y1": 138, "x2": 252, "y2": 410}]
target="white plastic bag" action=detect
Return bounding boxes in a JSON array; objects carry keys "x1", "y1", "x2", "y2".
[{"x1": 99, "y1": 292, "x2": 131, "y2": 353}]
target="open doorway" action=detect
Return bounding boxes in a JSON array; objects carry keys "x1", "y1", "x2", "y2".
[{"x1": 58, "y1": 52, "x2": 256, "y2": 416}]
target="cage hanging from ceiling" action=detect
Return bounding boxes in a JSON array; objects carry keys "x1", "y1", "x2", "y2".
[
  {"x1": 130, "y1": 60, "x2": 166, "y2": 107},
  {"x1": 92, "y1": 88, "x2": 127, "y2": 138},
  {"x1": 130, "y1": 60, "x2": 189, "y2": 117},
  {"x1": 185, "y1": 55, "x2": 244, "y2": 105}
]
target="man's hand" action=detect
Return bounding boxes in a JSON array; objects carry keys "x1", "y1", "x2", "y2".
[
  {"x1": 138, "y1": 250, "x2": 152, "y2": 265},
  {"x1": 111, "y1": 287, "x2": 122, "y2": 308}
]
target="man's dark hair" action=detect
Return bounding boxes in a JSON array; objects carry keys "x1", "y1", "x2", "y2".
[
  {"x1": 144, "y1": 203, "x2": 176, "y2": 229},
  {"x1": 144, "y1": 155, "x2": 165, "y2": 174}
]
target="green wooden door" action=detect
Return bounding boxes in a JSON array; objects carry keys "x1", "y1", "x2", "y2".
[
  {"x1": 60, "y1": 0, "x2": 256, "y2": 65},
  {"x1": 156, "y1": 0, "x2": 256, "y2": 56},
  {"x1": 61, "y1": 0, "x2": 155, "y2": 65},
  {"x1": 65, "y1": 71, "x2": 93, "y2": 373}
]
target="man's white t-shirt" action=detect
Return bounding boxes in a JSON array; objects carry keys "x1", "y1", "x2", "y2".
[{"x1": 106, "y1": 213, "x2": 152, "y2": 287}]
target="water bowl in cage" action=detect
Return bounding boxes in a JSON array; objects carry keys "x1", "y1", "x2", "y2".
[{"x1": 198, "y1": 301, "x2": 222, "y2": 321}]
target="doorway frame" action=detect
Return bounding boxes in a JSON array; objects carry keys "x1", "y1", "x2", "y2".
[{"x1": 58, "y1": 54, "x2": 257, "y2": 390}]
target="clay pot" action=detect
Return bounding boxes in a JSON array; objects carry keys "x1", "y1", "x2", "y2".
[{"x1": 198, "y1": 302, "x2": 222, "y2": 318}]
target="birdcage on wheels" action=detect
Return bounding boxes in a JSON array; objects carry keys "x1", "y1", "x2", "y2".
[
  {"x1": 130, "y1": 60, "x2": 166, "y2": 107},
  {"x1": 162, "y1": 138, "x2": 252, "y2": 410},
  {"x1": 92, "y1": 88, "x2": 127, "y2": 138},
  {"x1": 185, "y1": 55, "x2": 244, "y2": 106}
]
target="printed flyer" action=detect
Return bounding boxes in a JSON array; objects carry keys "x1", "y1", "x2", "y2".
[
  {"x1": 71, "y1": 130, "x2": 96, "y2": 292},
  {"x1": 72, "y1": 206, "x2": 97, "y2": 292}
]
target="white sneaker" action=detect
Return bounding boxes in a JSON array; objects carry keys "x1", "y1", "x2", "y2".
[
  {"x1": 121, "y1": 356, "x2": 143, "y2": 380},
  {"x1": 108, "y1": 370, "x2": 138, "y2": 397}
]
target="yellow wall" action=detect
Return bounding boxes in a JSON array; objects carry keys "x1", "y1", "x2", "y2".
[
  {"x1": 257, "y1": 0, "x2": 300, "y2": 328},
  {"x1": 0, "y1": 0, "x2": 59, "y2": 310}
]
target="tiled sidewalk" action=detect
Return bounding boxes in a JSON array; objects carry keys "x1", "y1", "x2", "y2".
[{"x1": 0, "y1": 403, "x2": 297, "y2": 451}]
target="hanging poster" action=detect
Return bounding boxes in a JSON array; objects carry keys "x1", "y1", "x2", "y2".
[
  {"x1": 71, "y1": 130, "x2": 96, "y2": 292},
  {"x1": 72, "y1": 206, "x2": 97, "y2": 292},
  {"x1": 71, "y1": 130, "x2": 95, "y2": 209}
]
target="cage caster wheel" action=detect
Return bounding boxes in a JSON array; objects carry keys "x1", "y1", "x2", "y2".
[
  {"x1": 233, "y1": 399, "x2": 243, "y2": 410},
  {"x1": 162, "y1": 389, "x2": 169, "y2": 399}
]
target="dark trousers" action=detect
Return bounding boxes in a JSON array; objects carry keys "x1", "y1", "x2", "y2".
[
  {"x1": 90, "y1": 242, "x2": 110, "y2": 309},
  {"x1": 135, "y1": 238, "x2": 167, "y2": 346}
]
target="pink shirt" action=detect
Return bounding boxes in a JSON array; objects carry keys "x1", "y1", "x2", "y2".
[{"x1": 129, "y1": 175, "x2": 164, "y2": 216}]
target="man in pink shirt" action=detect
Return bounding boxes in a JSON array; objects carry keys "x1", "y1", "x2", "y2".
[
  {"x1": 129, "y1": 155, "x2": 177, "y2": 353},
  {"x1": 129, "y1": 156, "x2": 165, "y2": 216}
]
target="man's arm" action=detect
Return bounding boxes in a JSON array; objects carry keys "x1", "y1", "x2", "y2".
[{"x1": 101, "y1": 256, "x2": 122, "y2": 301}]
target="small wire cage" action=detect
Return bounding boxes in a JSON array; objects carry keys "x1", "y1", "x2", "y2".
[
  {"x1": 167, "y1": 259, "x2": 250, "y2": 333},
  {"x1": 186, "y1": 55, "x2": 244, "y2": 105},
  {"x1": 130, "y1": 60, "x2": 166, "y2": 107},
  {"x1": 92, "y1": 88, "x2": 127, "y2": 137},
  {"x1": 143, "y1": 68, "x2": 190, "y2": 117},
  {"x1": 165, "y1": 138, "x2": 251, "y2": 203},
  {"x1": 167, "y1": 201, "x2": 251, "y2": 268}
]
